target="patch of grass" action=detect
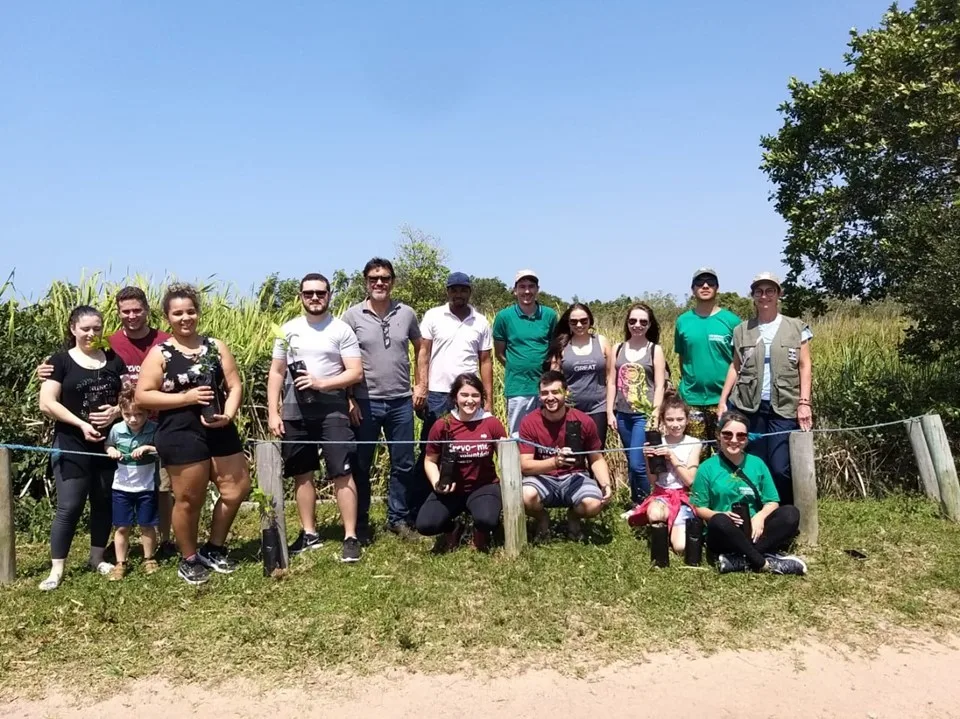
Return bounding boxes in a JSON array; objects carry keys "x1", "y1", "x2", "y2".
[{"x1": 2, "y1": 496, "x2": 960, "y2": 694}]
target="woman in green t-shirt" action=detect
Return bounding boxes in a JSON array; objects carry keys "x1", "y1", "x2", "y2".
[{"x1": 689, "y1": 411, "x2": 807, "y2": 575}]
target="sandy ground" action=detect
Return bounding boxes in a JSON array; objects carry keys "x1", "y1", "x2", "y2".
[{"x1": 4, "y1": 640, "x2": 959, "y2": 719}]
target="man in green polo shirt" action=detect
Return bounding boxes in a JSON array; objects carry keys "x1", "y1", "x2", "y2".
[
  {"x1": 673, "y1": 267, "x2": 741, "y2": 455},
  {"x1": 493, "y1": 270, "x2": 558, "y2": 435}
]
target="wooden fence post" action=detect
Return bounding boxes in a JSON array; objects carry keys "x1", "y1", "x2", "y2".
[
  {"x1": 920, "y1": 414, "x2": 960, "y2": 523},
  {"x1": 789, "y1": 431, "x2": 819, "y2": 546},
  {"x1": 255, "y1": 441, "x2": 288, "y2": 568},
  {"x1": 499, "y1": 440, "x2": 527, "y2": 558},
  {"x1": 906, "y1": 418, "x2": 940, "y2": 502},
  {"x1": 0, "y1": 448, "x2": 15, "y2": 584}
]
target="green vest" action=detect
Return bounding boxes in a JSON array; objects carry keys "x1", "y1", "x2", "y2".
[{"x1": 729, "y1": 315, "x2": 805, "y2": 417}]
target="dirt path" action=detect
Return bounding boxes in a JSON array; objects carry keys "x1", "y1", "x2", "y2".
[{"x1": 5, "y1": 640, "x2": 959, "y2": 718}]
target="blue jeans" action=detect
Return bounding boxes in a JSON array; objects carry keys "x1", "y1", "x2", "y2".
[
  {"x1": 744, "y1": 401, "x2": 798, "y2": 506},
  {"x1": 353, "y1": 397, "x2": 416, "y2": 528},
  {"x1": 616, "y1": 412, "x2": 649, "y2": 503}
]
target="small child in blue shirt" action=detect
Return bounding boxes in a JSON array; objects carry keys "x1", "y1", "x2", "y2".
[{"x1": 105, "y1": 387, "x2": 160, "y2": 580}]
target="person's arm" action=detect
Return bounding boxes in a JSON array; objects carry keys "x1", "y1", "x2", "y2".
[
  {"x1": 673, "y1": 324, "x2": 683, "y2": 384},
  {"x1": 36, "y1": 358, "x2": 54, "y2": 381},
  {"x1": 39, "y1": 379, "x2": 103, "y2": 442},
  {"x1": 651, "y1": 344, "x2": 666, "y2": 426},
  {"x1": 798, "y1": 340, "x2": 813, "y2": 431},
  {"x1": 267, "y1": 357, "x2": 288, "y2": 437},
  {"x1": 135, "y1": 346, "x2": 212, "y2": 412},
  {"x1": 668, "y1": 444, "x2": 700, "y2": 487},
  {"x1": 411, "y1": 335, "x2": 427, "y2": 403},
  {"x1": 605, "y1": 343, "x2": 618, "y2": 425},
  {"x1": 424, "y1": 451, "x2": 447, "y2": 491},
  {"x1": 479, "y1": 349, "x2": 493, "y2": 412},
  {"x1": 306, "y1": 356, "x2": 363, "y2": 391},
  {"x1": 588, "y1": 452, "x2": 613, "y2": 503},
  {"x1": 104, "y1": 425, "x2": 122, "y2": 458},
  {"x1": 414, "y1": 337, "x2": 431, "y2": 412},
  {"x1": 520, "y1": 450, "x2": 569, "y2": 476},
  {"x1": 492, "y1": 312, "x2": 507, "y2": 365},
  {"x1": 716, "y1": 353, "x2": 741, "y2": 415},
  {"x1": 207, "y1": 339, "x2": 243, "y2": 427},
  {"x1": 493, "y1": 340, "x2": 506, "y2": 366}
]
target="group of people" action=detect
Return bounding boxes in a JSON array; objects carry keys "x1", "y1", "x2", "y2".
[{"x1": 35, "y1": 262, "x2": 814, "y2": 588}]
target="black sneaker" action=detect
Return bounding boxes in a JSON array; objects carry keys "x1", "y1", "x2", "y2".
[
  {"x1": 717, "y1": 553, "x2": 751, "y2": 574},
  {"x1": 387, "y1": 522, "x2": 419, "y2": 541},
  {"x1": 177, "y1": 557, "x2": 210, "y2": 585},
  {"x1": 341, "y1": 537, "x2": 361, "y2": 563},
  {"x1": 197, "y1": 544, "x2": 238, "y2": 574},
  {"x1": 288, "y1": 530, "x2": 324, "y2": 556},
  {"x1": 765, "y1": 553, "x2": 808, "y2": 576},
  {"x1": 157, "y1": 540, "x2": 178, "y2": 561}
]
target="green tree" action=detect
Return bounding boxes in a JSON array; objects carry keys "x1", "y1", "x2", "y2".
[
  {"x1": 469, "y1": 276, "x2": 513, "y2": 315},
  {"x1": 761, "y1": 0, "x2": 960, "y2": 357},
  {"x1": 392, "y1": 225, "x2": 450, "y2": 318},
  {"x1": 683, "y1": 291, "x2": 754, "y2": 320}
]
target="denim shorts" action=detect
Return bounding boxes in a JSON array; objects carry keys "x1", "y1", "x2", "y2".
[{"x1": 112, "y1": 489, "x2": 160, "y2": 528}]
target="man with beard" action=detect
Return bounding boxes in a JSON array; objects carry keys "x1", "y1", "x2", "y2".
[
  {"x1": 267, "y1": 273, "x2": 364, "y2": 562},
  {"x1": 38, "y1": 286, "x2": 175, "y2": 556}
]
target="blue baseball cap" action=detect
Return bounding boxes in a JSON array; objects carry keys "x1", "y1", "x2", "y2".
[{"x1": 446, "y1": 272, "x2": 471, "y2": 288}]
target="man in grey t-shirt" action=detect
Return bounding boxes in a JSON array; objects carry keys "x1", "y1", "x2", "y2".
[{"x1": 342, "y1": 257, "x2": 424, "y2": 541}]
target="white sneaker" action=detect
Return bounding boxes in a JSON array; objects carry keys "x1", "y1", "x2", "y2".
[
  {"x1": 38, "y1": 574, "x2": 62, "y2": 591},
  {"x1": 94, "y1": 561, "x2": 114, "y2": 576}
]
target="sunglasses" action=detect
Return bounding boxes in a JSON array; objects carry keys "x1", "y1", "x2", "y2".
[
  {"x1": 301, "y1": 290, "x2": 328, "y2": 299},
  {"x1": 569, "y1": 318, "x2": 590, "y2": 326},
  {"x1": 627, "y1": 318, "x2": 650, "y2": 326},
  {"x1": 367, "y1": 275, "x2": 393, "y2": 285},
  {"x1": 720, "y1": 431, "x2": 748, "y2": 441},
  {"x1": 694, "y1": 278, "x2": 718, "y2": 288}
]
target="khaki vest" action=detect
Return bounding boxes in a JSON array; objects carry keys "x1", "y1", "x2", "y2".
[{"x1": 729, "y1": 315, "x2": 806, "y2": 417}]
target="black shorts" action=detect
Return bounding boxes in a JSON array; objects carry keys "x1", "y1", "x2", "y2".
[
  {"x1": 155, "y1": 424, "x2": 244, "y2": 466},
  {"x1": 281, "y1": 412, "x2": 355, "y2": 480}
]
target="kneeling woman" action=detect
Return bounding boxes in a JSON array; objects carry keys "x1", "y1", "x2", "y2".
[
  {"x1": 689, "y1": 410, "x2": 807, "y2": 575},
  {"x1": 416, "y1": 373, "x2": 507, "y2": 551},
  {"x1": 136, "y1": 284, "x2": 251, "y2": 585}
]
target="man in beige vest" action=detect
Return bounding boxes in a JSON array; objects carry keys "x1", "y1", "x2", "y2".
[{"x1": 717, "y1": 272, "x2": 812, "y2": 505}]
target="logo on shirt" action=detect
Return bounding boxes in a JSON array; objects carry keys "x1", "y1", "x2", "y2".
[
  {"x1": 573, "y1": 362, "x2": 597, "y2": 372},
  {"x1": 708, "y1": 334, "x2": 728, "y2": 343},
  {"x1": 787, "y1": 347, "x2": 798, "y2": 363}
]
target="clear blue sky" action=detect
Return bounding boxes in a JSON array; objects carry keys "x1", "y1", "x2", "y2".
[{"x1": 1, "y1": 1, "x2": 894, "y2": 303}]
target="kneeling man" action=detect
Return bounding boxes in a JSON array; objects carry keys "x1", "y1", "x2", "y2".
[{"x1": 518, "y1": 370, "x2": 613, "y2": 539}]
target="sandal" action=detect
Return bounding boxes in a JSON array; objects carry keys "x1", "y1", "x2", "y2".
[
  {"x1": 108, "y1": 563, "x2": 127, "y2": 581},
  {"x1": 142, "y1": 559, "x2": 159, "y2": 575}
]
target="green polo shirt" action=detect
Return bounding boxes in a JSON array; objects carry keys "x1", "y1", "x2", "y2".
[
  {"x1": 690, "y1": 454, "x2": 780, "y2": 515},
  {"x1": 673, "y1": 308, "x2": 741, "y2": 406},
  {"x1": 492, "y1": 303, "x2": 558, "y2": 397}
]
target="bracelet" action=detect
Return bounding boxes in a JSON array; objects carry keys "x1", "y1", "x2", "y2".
[{"x1": 798, "y1": 399, "x2": 812, "y2": 406}]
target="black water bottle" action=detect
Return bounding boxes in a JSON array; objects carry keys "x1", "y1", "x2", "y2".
[
  {"x1": 650, "y1": 523, "x2": 670, "y2": 568},
  {"x1": 731, "y1": 501, "x2": 752, "y2": 540},
  {"x1": 645, "y1": 430, "x2": 668, "y2": 474},
  {"x1": 684, "y1": 516, "x2": 703, "y2": 566},
  {"x1": 435, "y1": 449, "x2": 456, "y2": 492}
]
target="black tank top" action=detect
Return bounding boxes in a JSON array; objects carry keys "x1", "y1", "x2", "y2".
[{"x1": 157, "y1": 337, "x2": 227, "y2": 435}]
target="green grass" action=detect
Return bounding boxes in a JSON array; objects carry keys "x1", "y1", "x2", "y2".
[{"x1": 2, "y1": 495, "x2": 960, "y2": 694}]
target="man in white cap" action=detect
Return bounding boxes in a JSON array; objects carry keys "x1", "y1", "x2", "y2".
[
  {"x1": 492, "y1": 270, "x2": 558, "y2": 435},
  {"x1": 718, "y1": 271, "x2": 813, "y2": 505},
  {"x1": 674, "y1": 267, "x2": 742, "y2": 455}
]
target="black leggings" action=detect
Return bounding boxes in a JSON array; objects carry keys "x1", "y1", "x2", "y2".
[
  {"x1": 51, "y1": 457, "x2": 114, "y2": 560},
  {"x1": 706, "y1": 505, "x2": 800, "y2": 571},
  {"x1": 415, "y1": 483, "x2": 502, "y2": 535}
]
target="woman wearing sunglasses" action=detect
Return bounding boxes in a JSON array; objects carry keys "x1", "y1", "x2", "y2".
[
  {"x1": 717, "y1": 272, "x2": 813, "y2": 506},
  {"x1": 689, "y1": 410, "x2": 806, "y2": 575},
  {"x1": 606, "y1": 303, "x2": 666, "y2": 503},
  {"x1": 548, "y1": 303, "x2": 612, "y2": 443}
]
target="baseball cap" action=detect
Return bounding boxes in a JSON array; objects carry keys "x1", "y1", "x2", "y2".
[
  {"x1": 446, "y1": 271, "x2": 472, "y2": 288},
  {"x1": 750, "y1": 271, "x2": 782, "y2": 290},
  {"x1": 513, "y1": 269, "x2": 539, "y2": 285},
  {"x1": 691, "y1": 267, "x2": 718, "y2": 285}
]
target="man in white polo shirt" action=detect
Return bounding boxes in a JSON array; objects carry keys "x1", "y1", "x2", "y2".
[{"x1": 414, "y1": 272, "x2": 494, "y2": 489}]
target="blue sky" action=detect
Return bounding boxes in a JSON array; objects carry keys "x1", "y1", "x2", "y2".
[{"x1": 1, "y1": 1, "x2": 895, "y2": 303}]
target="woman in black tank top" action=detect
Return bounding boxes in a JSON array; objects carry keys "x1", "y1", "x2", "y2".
[{"x1": 135, "y1": 284, "x2": 250, "y2": 586}]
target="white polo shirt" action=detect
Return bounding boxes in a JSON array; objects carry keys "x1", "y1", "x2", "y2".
[{"x1": 420, "y1": 304, "x2": 493, "y2": 393}]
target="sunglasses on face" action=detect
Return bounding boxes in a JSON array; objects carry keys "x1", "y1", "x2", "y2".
[
  {"x1": 301, "y1": 290, "x2": 328, "y2": 299},
  {"x1": 367, "y1": 275, "x2": 393, "y2": 285},
  {"x1": 628, "y1": 318, "x2": 650, "y2": 326},
  {"x1": 569, "y1": 318, "x2": 590, "y2": 326},
  {"x1": 694, "y1": 278, "x2": 718, "y2": 288},
  {"x1": 720, "y1": 431, "x2": 748, "y2": 441}
]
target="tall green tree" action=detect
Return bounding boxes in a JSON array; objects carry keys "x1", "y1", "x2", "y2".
[
  {"x1": 761, "y1": 0, "x2": 960, "y2": 357},
  {"x1": 391, "y1": 225, "x2": 450, "y2": 318}
]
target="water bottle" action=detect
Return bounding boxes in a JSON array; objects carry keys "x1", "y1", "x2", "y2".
[
  {"x1": 649, "y1": 523, "x2": 670, "y2": 568},
  {"x1": 684, "y1": 515, "x2": 703, "y2": 566}
]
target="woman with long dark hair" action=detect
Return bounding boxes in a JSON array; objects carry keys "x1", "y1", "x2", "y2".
[
  {"x1": 415, "y1": 372, "x2": 507, "y2": 552},
  {"x1": 690, "y1": 410, "x2": 806, "y2": 575},
  {"x1": 606, "y1": 302, "x2": 666, "y2": 504},
  {"x1": 38, "y1": 305, "x2": 127, "y2": 590},
  {"x1": 136, "y1": 284, "x2": 250, "y2": 585},
  {"x1": 548, "y1": 303, "x2": 612, "y2": 444}
]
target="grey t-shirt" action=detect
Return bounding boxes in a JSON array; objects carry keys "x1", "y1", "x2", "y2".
[{"x1": 341, "y1": 300, "x2": 421, "y2": 400}]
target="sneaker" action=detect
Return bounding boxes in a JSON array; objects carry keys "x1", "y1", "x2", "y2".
[
  {"x1": 471, "y1": 528, "x2": 491, "y2": 552},
  {"x1": 387, "y1": 522, "x2": 419, "y2": 541},
  {"x1": 765, "y1": 553, "x2": 808, "y2": 576},
  {"x1": 157, "y1": 540, "x2": 177, "y2": 560},
  {"x1": 177, "y1": 557, "x2": 210, "y2": 585},
  {"x1": 142, "y1": 559, "x2": 160, "y2": 575},
  {"x1": 92, "y1": 561, "x2": 114, "y2": 576},
  {"x1": 108, "y1": 562, "x2": 127, "y2": 582},
  {"x1": 197, "y1": 544, "x2": 237, "y2": 574},
  {"x1": 717, "y1": 553, "x2": 751, "y2": 574},
  {"x1": 288, "y1": 530, "x2": 324, "y2": 557},
  {"x1": 341, "y1": 536, "x2": 361, "y2": 563}
]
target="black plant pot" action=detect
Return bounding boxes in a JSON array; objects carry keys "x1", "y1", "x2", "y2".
[
  {"x1": 261, "y1": 524, "x2": 285, "y2": 576},
  {"x1": 684, "y1": 516, "x2": 703, "y2": 566},
  {"x1": 436, "y1": 451, "x2": 456, "y2": 492},
  {"x1": 288, "y1": 360, "x2": 321, "y2": 407},
  {"x1": 731, "y1": 501, "x2": 752, "y2": 540},
  {"x1": 196, "y1": 372, "x2": 223, "y2": 423},
  {"x1": 645, "y1": 430, "x2": 668, "y2": 474},
  {"x1": 84, "y1": 388, "x2": 115, "y2": 421},
  {"x1": 649, "y1": 523, "x2": 670, "y2": 568}
]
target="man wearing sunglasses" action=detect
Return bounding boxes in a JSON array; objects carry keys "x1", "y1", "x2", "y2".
[
  {"x1": 342, "y1": 258, "x2": 424, "y2": 542},
  {"x1": 717, "y1": 272, "x2": 813, "y2": 506},
  {"x1": 673, "y1": 268, "x2": 742, "y2": 456},
  {"x1": 267, "y1": 273, "x2": 364, "y2": 563}
]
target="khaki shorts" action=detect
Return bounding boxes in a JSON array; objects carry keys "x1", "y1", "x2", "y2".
[{"x1": 158, "y1": 466, "x2": 172, "y2": 493}]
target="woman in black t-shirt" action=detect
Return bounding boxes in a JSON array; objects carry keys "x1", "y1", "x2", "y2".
[
  {"x1": 38, "y1": 305, "x2": 126, "y2": 591},
  {"x1": 136, "y1": 284, "x2": 250, "y2": 586}
]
